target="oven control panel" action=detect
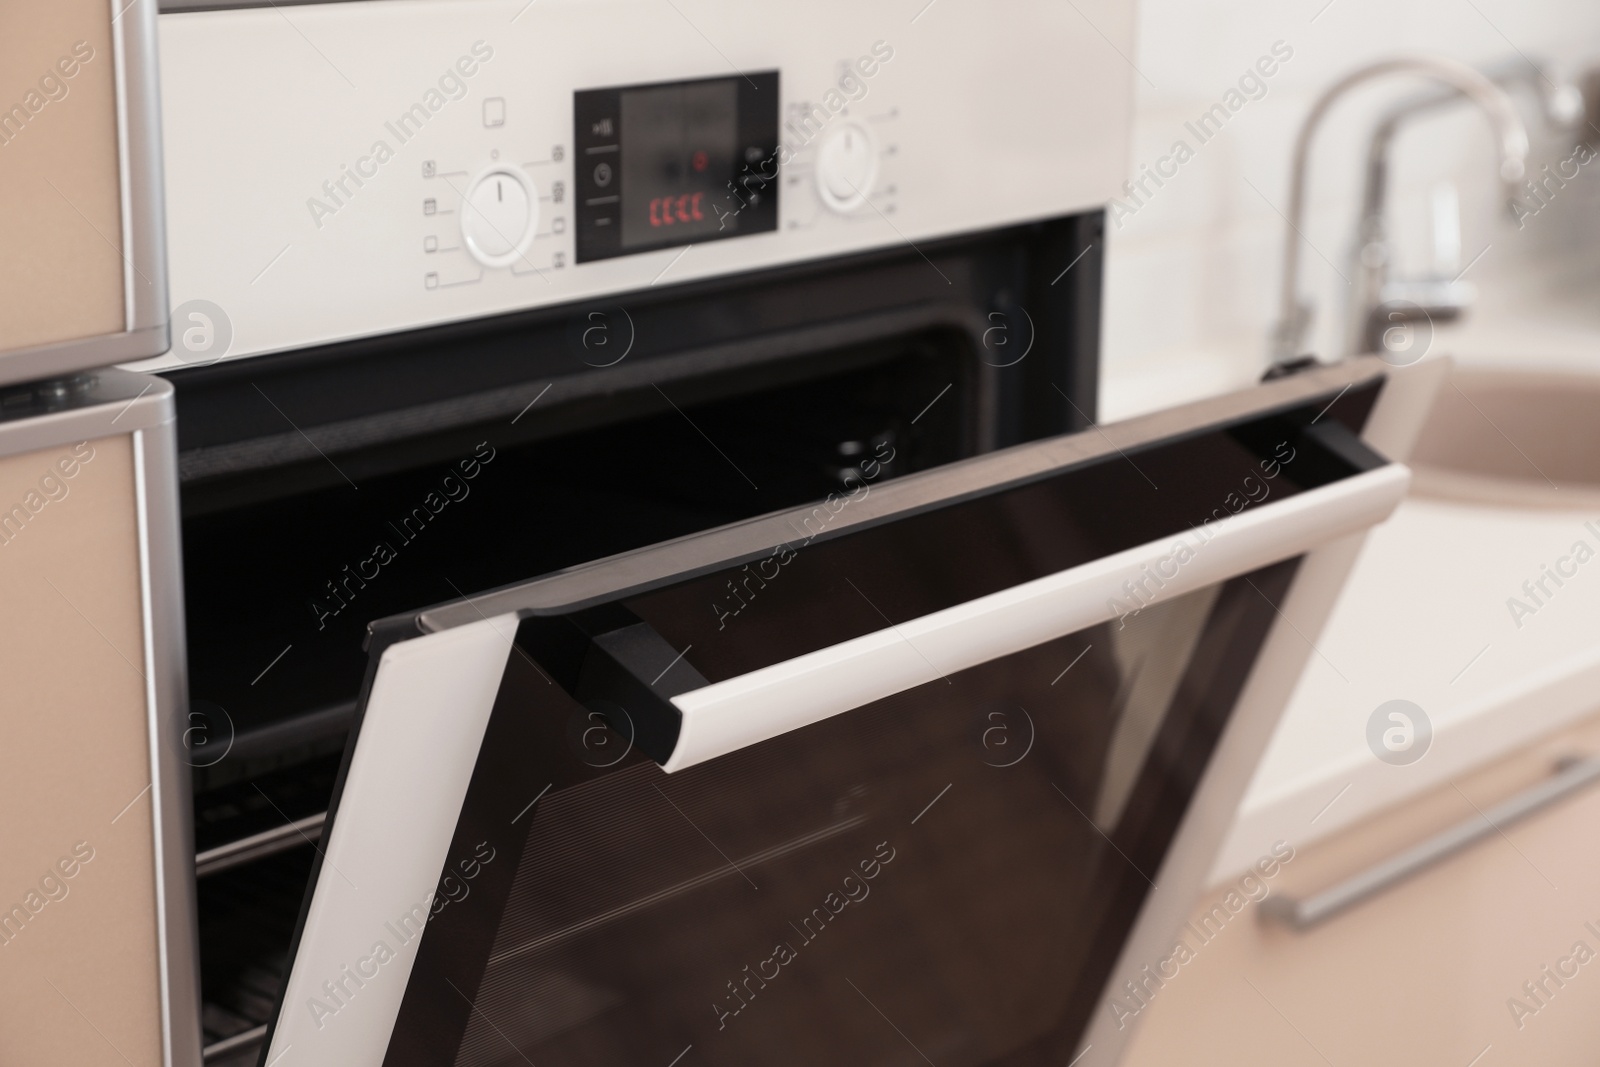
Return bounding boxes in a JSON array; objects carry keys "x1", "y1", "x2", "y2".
[{"x1": 144, "y1": 0, "x2": 1134, "y2": 368}]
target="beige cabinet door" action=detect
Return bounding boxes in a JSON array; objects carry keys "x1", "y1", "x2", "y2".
[
  {"x1": 1121, "y1": 713, "x2": 1600, "y2": 1066},
  {"x1": 0, "y1": 0, "x2": 167, "y2": 383},
  {"x1": 0, "y1": 374, "x2": 200, "y2": 1067}
]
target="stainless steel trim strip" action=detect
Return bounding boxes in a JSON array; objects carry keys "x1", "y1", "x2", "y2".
[
  {"x1": 134, "y1": 429, "x2": 176, "y2": 1067},
  {"x1": 414, "y1": 357, "x2": 1392, "y2": 630},
  {"x1": 0, "y1": 323, "x2": 171, "y2": 392},
  {"x1": 115, "y1": 0, "x2": 172, "y2": 338},
  {"x1": 1262, "y1": 756, "x2": 1600, "y2": 931},
  {"x1": 195, "y1": 812, "x2": 328, "y2": 878},
  {"x1": 164, "y1": 0, "x2": 340, "y2": 9},
  {"x1": 114, "y1": 0, "x2": 135, "y2": 328},
  {"x1": 0, "y1": 369, "x2": 176, "y2": 457},
  {"x1": 134, "y1": 386, "x2": 206, "y2": 1067}
]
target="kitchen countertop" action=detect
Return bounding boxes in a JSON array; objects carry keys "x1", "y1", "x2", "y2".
[{"x1": 1210, "y1": 491, "x2": 1600, "y2": 881}]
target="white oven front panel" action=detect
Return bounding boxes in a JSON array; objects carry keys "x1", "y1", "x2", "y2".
[{"x1": 139, "y1": 0, "x2": 1134, "y2": 369}]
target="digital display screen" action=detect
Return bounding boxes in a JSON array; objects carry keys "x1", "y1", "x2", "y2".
[
  {"x1": 575, "y1": 72, "x2": 779, "y2": 264},
  {"x1": 620, "y1": 80, "x2": 737, "y2": 248}
]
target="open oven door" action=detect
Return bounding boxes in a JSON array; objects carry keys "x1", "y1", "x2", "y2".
[{"x1": 256, "y1": 356, "x2": 1441, "y2": 1067}]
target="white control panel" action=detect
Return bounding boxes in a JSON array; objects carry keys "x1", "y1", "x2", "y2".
[{"x1": 142, "y1": 0, "x2": 1135, "y2": 368}]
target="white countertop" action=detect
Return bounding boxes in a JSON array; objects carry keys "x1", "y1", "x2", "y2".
[{"x1": 1210, "y1": 492, "x2": 1600, "y2": 881}]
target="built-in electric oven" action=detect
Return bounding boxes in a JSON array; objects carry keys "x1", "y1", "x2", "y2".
[
  {"x1": 178, "y1": 204, "x2": 1108, "y2": 1067},
  {"x1": 137, "y1": 2, "x2": 1438, "y2": 1065}
]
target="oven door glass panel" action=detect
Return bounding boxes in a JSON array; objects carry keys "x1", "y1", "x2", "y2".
[
  {"x1": 404, "y1": 569, "x2": 1288, "y2": 1067},
  {"x1": 259, "y1": 369, "x2": 1409, "y2": 1067}
]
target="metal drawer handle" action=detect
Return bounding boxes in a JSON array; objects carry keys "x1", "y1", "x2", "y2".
[{"x1": 1261, "y1": 756, "x2": 1600, "y2": 931}]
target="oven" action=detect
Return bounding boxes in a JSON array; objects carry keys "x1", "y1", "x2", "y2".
[
  {"x1": 132, "y1": 2, "x2": 1439, "y2": 1065},
  {"x1": 177, "y1": 214, "x2": 1105, "y2": 1065}
]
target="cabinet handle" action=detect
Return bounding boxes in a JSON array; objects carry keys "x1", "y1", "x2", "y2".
[{"x1": 1261, "y1": 756, "x2": 1600, "y2": 930}]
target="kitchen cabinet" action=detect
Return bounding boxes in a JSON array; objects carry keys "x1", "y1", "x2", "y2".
[
  {"x1": 1120, "y1": 711, "x2": 1600, "y2": 1065},
  {"x1": 0, "y1": 376, "x2": 197, "y2": 1067}
]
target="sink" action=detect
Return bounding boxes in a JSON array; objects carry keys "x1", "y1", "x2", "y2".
[{"x1": 1408, "y1": 365, "x2": 1600, "y2": 509}]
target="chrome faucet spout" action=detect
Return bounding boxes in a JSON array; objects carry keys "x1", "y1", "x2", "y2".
[
  {"x1": 1350, "y1": 58, "x2": 1579, "y2": 357},
  {"x1": 1268, "y1": 55, "x2": 1529, "y2": 370}
]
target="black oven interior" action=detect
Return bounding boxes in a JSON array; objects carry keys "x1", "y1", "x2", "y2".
[{"x1": 170, "y1": 215, "x2": 1103, "y2": 1063}]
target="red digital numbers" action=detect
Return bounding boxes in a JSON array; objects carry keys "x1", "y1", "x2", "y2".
[{"x1": 648, "y1": 192, "x2": 704, "y2": 228}]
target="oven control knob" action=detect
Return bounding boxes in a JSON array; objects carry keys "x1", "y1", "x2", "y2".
[
  {"x1": 460, "y1": 167, "x2": 538, "y2": 268},
  {"x1": 815, "y1": 122, "x2": 878, "y2": 213}
]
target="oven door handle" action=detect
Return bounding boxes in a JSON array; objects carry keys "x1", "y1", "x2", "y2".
[{"x1": 580, "y1": 463, "x2": 1410, "y2": 773}]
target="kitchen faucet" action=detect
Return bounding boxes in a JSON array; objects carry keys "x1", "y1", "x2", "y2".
[
  {"x1": 1268, "y1": 55, "x2": 1530, "y2": 373},
  {"x1": 1349, "y1": 59, "x2": 1582, "y2": 356}
]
